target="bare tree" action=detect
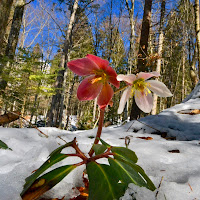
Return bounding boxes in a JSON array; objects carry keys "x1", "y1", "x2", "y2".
[
  {"x1": 151, "y1": 0, "x2": 166, "y2": 115},
  {"x1": 194, "y1": 0, "x2": 200, "y2": 77},
  {"x1": 125, "y1": 0, "x2": 135, "y2": 73},
  {"x1": 47, "y1": 0, "x2": 80, "y2": 127},
  {"x1": 0, "y1": 0, "x2": 14, "y2": 55},
  {"x1": 130, "y1": 0, "x2": 153, "y2": 120},
  {"x1": 0, "y1": 0, "x2": 26, "y2": 91}
]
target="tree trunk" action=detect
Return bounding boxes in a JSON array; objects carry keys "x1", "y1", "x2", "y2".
[
  {"x1": 47, "y1": 54, "x2": 65, "y2": 127},
  {"x1": 125, "y1": 0, "x2": 135, "y2": 73},
  {"x1": 65, "y1": 76, "x2": 75, "y2": 130},
  {"x1": 182, "y1": 19, "x2": 187, "y2": 101},
  {"x1": 194, "y1": 0, "x2": 200, "y2": 77},
  {"x1": 137, "y1": 0, "x2": 153, "y2": 72},
  {"x1": 190, "y1": 43, "x2": 199, "y2": 87},
  {"x1": 130, "y1": 0, "x2": 153, "y2": 120},
  {"x1": 151, "y1": 0, "x2": 166, "y2": 115},
  {"x1": 0, "y1": 0, "x2": 14, "y2": 55},
  {"x1": 47, "y1": 0, "x2": 79, "y2": 127},
  {"x1": 93, "y1": 98, "x2": 97, "y2": 122},
  {"x1": 0, "y1": 0, "x2": 25, "y2": 91}
]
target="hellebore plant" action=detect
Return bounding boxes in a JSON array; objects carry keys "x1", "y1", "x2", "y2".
[
  {"x1": 68, "y1": 54, "x2": 120, "y2": 156},
  {"x1": 20, "y1": 55, "x2": 168, "y2": 200},
  {"x1": 67, "y1": 54, "x2": 120, "y2": 110},
  {"x1": 117, "y1": 72, "x2": 173, "y2": 114}
]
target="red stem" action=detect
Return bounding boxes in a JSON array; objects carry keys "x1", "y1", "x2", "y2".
[
  {"x1": 65, "y1": 153, "x2": 87, "y2": 160},
  {"x1": 72, "y1": 140, "x2": 88, "y2": 160},
  {"x1": 88, "y1": 109, "x2": 105, "y2": 157},
  {"x1": 88, "y1": 148, "x2": 113, "y2": 162}
]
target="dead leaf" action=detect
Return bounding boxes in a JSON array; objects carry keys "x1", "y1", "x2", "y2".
[
  {"x1": 168, "y1": 149, "x2": 180, "y2": 153},
  {"x1": 104, "y1": 121, "x2": 112, "y2": 127},
  {"x1": 70, "y1": 172, "x2": 89, "y2": 200},
  {"x1": 40, "y1": 197, "x2": 65, "y2": 200},
  {"x1": 165, "y1": 137, "x2": 176, "y2": 140},
  {"x1": 0, "y1": 111, "x2": 20, "y2": 125},
  {"x1": 136, "y1": 137, "x2": 153, "y2": 140},
  {"x1": 188, "y1": 183, "x2": 193, "y2": 192},
  {"x1": 178, "y1": 109, "x2": 200, "y2": 115}
]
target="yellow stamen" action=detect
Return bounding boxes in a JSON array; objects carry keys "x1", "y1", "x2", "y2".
[
  {"x1": 132, "y1": 78, "x2": 151, "y2": 96},
  {"x1": 91, "y1": 70, "x2": 109, "y2": 85},
  {"x1": 91, "y1": 77, "x2": 103, "y2": 84}
]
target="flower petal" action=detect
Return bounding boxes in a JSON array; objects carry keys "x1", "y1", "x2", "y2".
[
  {"x1": 147, "y1": 80, "x2": 173, "y2": 97},
  {"x1": 67, "y1": 58, "x2": 99, "y2": 76},
  {"x1": 97, "y1": 83, "x2": 114, "y2": 109},
  {"x1": 77, "y1": 75, "x2": 102, "y2": 101},
  {"x1": 117, "y1": 74, "x2": 136, "y2": 85},
  {"x1": 117, "y1": 87, "x2": 132, "y2": 114},
  {"x1": 86, "y1": 54, "x2": 109, "y2": 70},
  {"x1": 137, "y1": 72, "x2": 160, "y2": 80},
  {"x1": 135, "y1": 89, "x2": 153, "y2": 113},
  {"x1": 104, "y1": 65, "x2": 120, "y2": 88}
]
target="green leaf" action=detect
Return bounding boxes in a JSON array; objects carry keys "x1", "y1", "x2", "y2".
[
  {"x1": 0, "y1": 140, "x2": 12, "y2": 150},
  {"x1": 99, "y1": 138, "x2": 111, "y2": 148},
  {"x1": 111, "y1": 147, "x2": 138, "y2": 164},
  {"x1": 48, "y1": 140, "x2": 74, "y2": 157},
  {"x1": 87, "y1": 161, "x2": 125, "y2": 200},
  {"x1": 108, "y1": 158, "x2": 156, "y2": 191},
  {"x1": 21, "y1": 140, "x2": 74, "y2": 196},
  {"x1": 92, "y1": 144, "x2": 107, "y2": 155},
  {"x1": 21, "y1": 165, "x2": 76, "y2": 200}
]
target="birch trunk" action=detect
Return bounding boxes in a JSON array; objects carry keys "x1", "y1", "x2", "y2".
[
  {"x1": 125, "y1": 0, "x2": 135, "y2": 73},
  {"x1": 190, "y1": 44, "x2": 199, "y2": 87},
  {"x1": 151, "y1": 0, "x2": 166, "y2": 115},
  {"x1": 65, "y1": 76, "x2": 75, "y2": 130},
  {"x1": 93, "y1": 98, "x2": 97, "y2": 122},
  {"x1": 194, "y1": 0, "x2": 200, "y2": 77},
  {"x1": 182, "y1": 20, "x2": 187, "y2": 101},
  {"x1": 47, "y1": 0, "x2": 79, "y2": 127}
]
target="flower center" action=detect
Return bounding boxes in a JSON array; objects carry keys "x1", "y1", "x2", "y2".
[
  {"x1": 131, "y1": 78, "x2": 151, "y2": 96},
  {"x1": 91, "y1": 70, "x2": 108, "y2": 84}
]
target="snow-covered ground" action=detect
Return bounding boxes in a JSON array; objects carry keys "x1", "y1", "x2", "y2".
[{"x1": 1, "y1": 85, "x2": 200, "y2": 200}]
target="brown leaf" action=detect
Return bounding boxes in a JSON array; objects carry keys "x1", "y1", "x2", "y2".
[
  {"x1": 178, "y1": 109, "x2": 200, "y2": 115},
  {"x1": 40, "y1": 197, "x2": 65, "y2": 200},
  {"x1": 165, "y1": 137, "x2": 176, "y2": 140},
  {"x1": 0, "y1": 111, "x2": 20, "y2": 125},
  {"x1": 70, "y1": 172, "x2": 89, "y2": 200},
  {"x1": 136, "y1": 137, "x2": 153, "y2": 140},
  {"x1": 168, "y1": 149, "x2": 180, "y2": 153},
  {"x1": 104, "y1": 121, "x2": 112, "y2": 127}
]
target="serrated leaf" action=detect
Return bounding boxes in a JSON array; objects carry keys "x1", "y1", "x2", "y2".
[
  {"x1": 87, "y1": 161, "x2": 125, "y2": 200},
  {"x1": 111, "y1": 147, "x2": 138, "y2": 164},
  {"x1": 0, "y1": 140, "x2": 12, "y2": 150},
  {"x1": 108, "y1": 158, "x2": 156, "y2": 191},
  {"x1": 92, "y1": 144, "x2": 107, "y2": 155},
  {"x1": 21, "y1": 165, "x2": 76, "y2": 200},
  {"x1": 21, "y1": 140, "x2": 74, "y2": 196}
]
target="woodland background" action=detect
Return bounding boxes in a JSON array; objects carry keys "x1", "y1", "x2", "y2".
[{"x1": 0, "y1": 0, "x2": 200, "y2": 130}]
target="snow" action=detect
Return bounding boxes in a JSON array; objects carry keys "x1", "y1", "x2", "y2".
[{"x1": 1, "y1": 93, "x2": 200, "y2": 199}]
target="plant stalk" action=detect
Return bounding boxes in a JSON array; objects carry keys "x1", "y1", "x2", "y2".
[{"x1": 88, "y1": 109, "x2": 105, "y2": 157}]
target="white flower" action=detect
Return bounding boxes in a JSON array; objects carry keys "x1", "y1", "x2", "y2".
[{"x1": 117, "y1": 72, "x2": 172, "y2": 114}]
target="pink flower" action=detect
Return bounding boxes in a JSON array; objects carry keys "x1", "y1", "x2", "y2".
[
  {"x1": 67, "y1": 54, "x2": 120, "y2": 110},
  {"x1": 117, "y1": 72, "x2": 172, "y2": 114}
]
